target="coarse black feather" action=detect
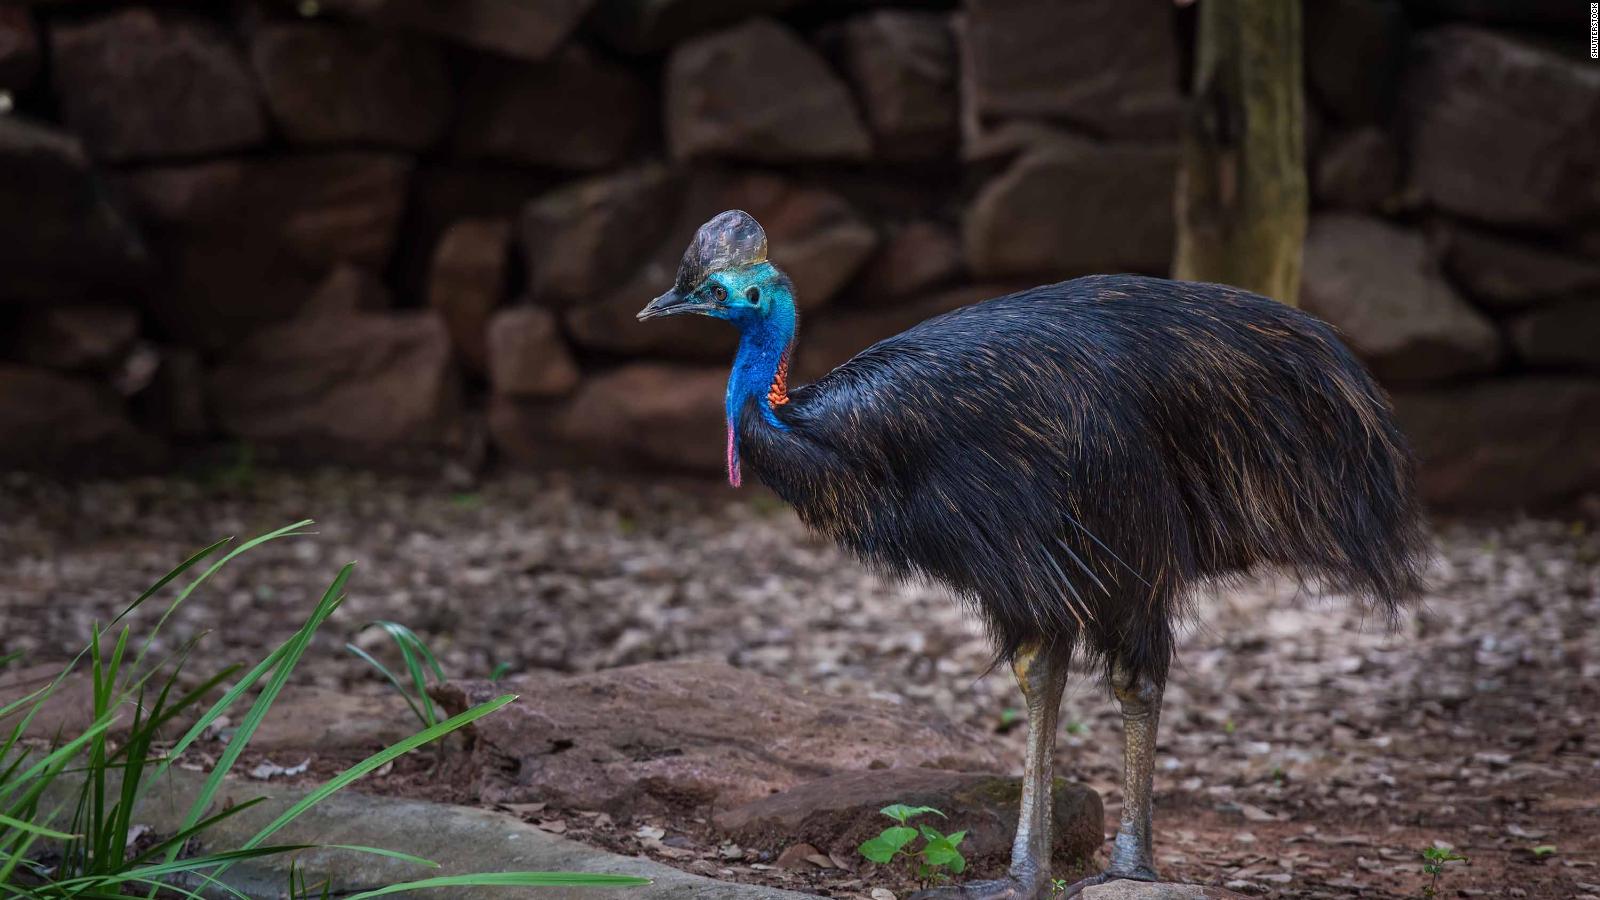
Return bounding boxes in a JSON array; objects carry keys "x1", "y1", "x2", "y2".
[{"x1": 737, "y1": 274, "x2": 1427, "y2": 685}]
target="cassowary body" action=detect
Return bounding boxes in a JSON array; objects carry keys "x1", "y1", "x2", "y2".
[{"x1": 639, "y1": 211, "x2": 1425, "y2": 899}]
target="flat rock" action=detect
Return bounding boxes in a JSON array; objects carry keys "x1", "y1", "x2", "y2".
[
  {"x1": 521, "y1": 164, "x2": 683, "y2": 310},
  {"x1": 307, "y1": 0, "x2": 594, "y2": 62},
  {"x1": 1434, "y1": 224, "x2": 1600, "y2": 311},
  {"x1": 718, "y1": 767, "x2": 1102, "y2": 878},
  {"x1": 964, "y1": 136, "x2": 1177, "y2": 277},
  {"x1": 1300, "y1": 213, "x2": 1501, "y2": 383},
  {"x1": 455, "y1": 49, "x2": 645, "y2": 171},
  {"x1": 0, "y1": 7, "x2": 39, "y2": 92},
  {"x1": 249, "y1": 21, "x2": 451, "y2": 150},
  {"x1": 963, "y1": 0, "x2": 1180, "y2": 139},
  {"x1": 667, "y1": 18, "x2": 871, "y2": 163},
  {"x1": 0, "y1": 364, "x2": 161, "y2": 471},
  {"x1": 429, "y1": 217, "x2": 512, "y2": 373},
  {"x1": 487, "y1": 306, "x2": 580, "y2": 398},
  {"x1": 1509, "y1": 303, "x2": 1600, "y2": 372},
  {"x1": 116, "y1": 152, "x2": 412, "y2": 349},
  {"x1": 1400, "y1": 26, "x2": 1600, "y2": 227},
  {"x1": 0, "y1": 116, "x2": 149, "y2": 304},
  {"x1": 50, "y1": 9, "x2": 266, "y2": 161},
  {"x1": 1080, "y1": 882, "x2": 1249, "y2": 900},
  {"x1": 7, "y1": 305, "x2": 140, "y2": 371},
  {"x1": 835, "y1": 11, "x2": 958, "y2": 160},
  {"x1": 1313, "y1": 127, "x2": 1400, "y2": 212},
  {"x1": 208, "y1": 309, "x2": 459, "y2": 451},
  {"x1": 88, "y1": 766, "x2": 817, "y2": 900},
  {"x1": 1393, "y1": 377, "x2": 1600, "y2": 508},
  {"x1": 433, "y1": 661, "x2": 1004, "y2": 818}
]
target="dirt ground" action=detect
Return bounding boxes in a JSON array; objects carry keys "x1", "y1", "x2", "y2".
[{"x1": 1, "y1": 469, "x2": 1596, "y2": 899}]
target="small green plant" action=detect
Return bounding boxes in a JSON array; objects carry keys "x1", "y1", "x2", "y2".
[
  {"x1": 0, "y1": 521, "x2": 649, "y2": 897},
  {"x1": 859, "y1": 804, "x2": 967, "y2": 886},
  {"x1": 1064, "y1": 720, "x2": 1089, "y2": 737},
  {"x1": 346, "y1": 621, "x2": 448, "y2": 728},
  {"x1": 1421, "y1": 844, "x2": 1467, "y2": 898},
  {"x1": 1529, "y1": 844, "x2": 1557, "y2": 859},
  {"x1": 489, "y1": 662, "x2": 513, "y2": 682},
  {"x1": 1050, "y1": 877, "x2": 1069, "y2": 894}
]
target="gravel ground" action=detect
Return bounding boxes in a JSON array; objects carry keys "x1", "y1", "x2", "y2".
[{"x1": 1, "y1": 469, "x2": 1597, "y2": 898}]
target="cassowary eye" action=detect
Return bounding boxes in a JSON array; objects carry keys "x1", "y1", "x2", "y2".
[
  {"x1": 746, "y1": 287, "x2": 760, "y2": 304},
  {"x1": 708, "y1": 283, "x2": 727, "y2": 303}
]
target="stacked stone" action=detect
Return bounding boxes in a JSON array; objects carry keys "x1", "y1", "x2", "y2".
[{"x1": 0, "y1": 0, "x2": 1593, "y2": 506}]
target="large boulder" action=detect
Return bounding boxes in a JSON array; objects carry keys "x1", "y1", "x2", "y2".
[
  {"x1": 1300, "y1": 213, "x2": 1501, "y2": 383},
  {"x1": 590, "y1": 0, "x2": 798, "y2": 53},
  {"x1": 116, "y1": 153, "x2": 412, "y2": 349},
  {"x1": 50, "y1": 9, "x2": 266, "y2": 162},
  {"x1": 208, "y1": 309, "x2": 459, "y2": 451},
  {"x1": 718, "y1": 768, "x2": 1102, "y2": 879},
  {"x1": 550, "y1": 363, "x2": 726, "y2": 471},
  {"x1": 486, "y1": 306, "x2": 580, "y2": 398},
  {"x1": 666, "y1": 18, "x2": 871, "y2": 163},
  {"x1": 1401, "y1": 27, "x2": 1600, "y2": 228},
  {"x1": 796, "y1": 284, "x2": 1017, "y2": 381},
  {"x1": 1434, "y1": 224, "x2": 1600, "y2": 312},
  {"x1": 0, "y1": 365, "x2": 161, "y2": 471},
  {"x1": 432, "y1": 661, "x2": 1004, "y2": 818},
  {"x1": 455, "y1": 49, "x2": 645, "y2": 171},
  {"x1": 963, "y1": 0, "x2": 1180, "y2": 139},
  {"x1": 1509, "y1": 304, "x2": 1600, "y2": 373},
  {"x1": 964, "y1": 136, "x2": 1177, "y2": 278},
  {"x1": 1313, "y1": 127, "x2": 1400, "y2": 212},
  {"x1": 835, "y1": 11, "x2": 958, "y2": 161},
  {"x1": 305, "y1": 0, "x2": 593, "y2": 62},
  {"x1": 7, "y1": 305, "x2": 140, "y2": 372},
  {"x1": 521, "y1": 164, "x2": 683, "y2": 310},
  {"x1": 849, "y1": 220, "x2": 965, "y2": 305},
  {"x1": 0, "y1": 7, "x2": 39, "y2": 92},
  {"x1": 1393, "y1": 378, "x2": 1600, "y2": 508},
  {"x1": 0, "y1": 117, "x2": 149, "y2": 304},
  {"x1": 428, "y1": 218, "x2": 511, "y2": 374},
  {"x1": 249, "y1": 21, "x2": 451, "y2": 150}
]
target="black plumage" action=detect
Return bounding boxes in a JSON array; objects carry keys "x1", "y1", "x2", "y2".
[
  {"x1": 739, "y1": 274, "x2": 1425, "y2": 685},
  {"x1": 638, "y1": 211, "x2": 1427, "y2": 896}
]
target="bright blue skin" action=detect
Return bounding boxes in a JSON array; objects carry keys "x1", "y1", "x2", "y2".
[{"x1": 687, "y1": 263, "x2": 798, "y2": 483}]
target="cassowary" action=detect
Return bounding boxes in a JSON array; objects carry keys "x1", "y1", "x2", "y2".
[{"x1": 637, "y1": 210, "x2": 1425, "y2": 899}]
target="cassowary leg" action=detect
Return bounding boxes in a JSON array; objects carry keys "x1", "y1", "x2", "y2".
[
  {"x1": 909, "y1": 643, "x2": 1068, "y2": 900},
  {"x1": 1062, "y1": 662, "x2": 1164, "y2": 896}
]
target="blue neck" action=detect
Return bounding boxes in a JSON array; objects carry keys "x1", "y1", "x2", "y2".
[{"x1": 724, "y1": 300, "x2": 796, "y2": 486}]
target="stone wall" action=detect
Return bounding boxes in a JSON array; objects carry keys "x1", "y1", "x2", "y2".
[{"x1": 0, "y1": 0, "x2": 1595, "y2": 509}]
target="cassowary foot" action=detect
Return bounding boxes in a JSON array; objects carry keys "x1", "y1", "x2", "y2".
[
  {"x1": 1057, "y1": 867, "x2": 1160, "y2": 898},
  {"x1": 907, "y1": 875, "x2": 1047, "y2": 900}
]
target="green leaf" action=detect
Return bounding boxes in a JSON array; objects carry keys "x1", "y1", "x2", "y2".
[
  {"x1": 880, "y1": 804, "x2": 944, "y2": 824},
  {"x1": 1531, "y1": 845, "x2": 1556, "y2": 858},
  {"x1": 860, "y1": 826, "x2": 918, "y2": 863},
  {"x1": 917, "y1": 822, "x2": 946, "y2": 843}
]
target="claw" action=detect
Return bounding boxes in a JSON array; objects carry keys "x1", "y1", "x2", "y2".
[{"x1": 1058, "y1": 871, "x2": 1159, "y2": 898}]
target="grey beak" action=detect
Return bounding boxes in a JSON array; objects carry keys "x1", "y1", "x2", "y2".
[{"x1": 636, "y1": 289, "x2": 711, "y2": 321}]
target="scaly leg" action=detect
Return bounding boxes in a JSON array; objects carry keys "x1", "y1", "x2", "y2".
[
  {"x1": 910, "y1": 644, "x2": 1068, "y2": 900},
  {"x1": 1062, "y1": 662, "x2": 1164, "y2": 896}
]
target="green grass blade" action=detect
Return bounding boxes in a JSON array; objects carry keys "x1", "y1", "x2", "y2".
[
  {"x1": 343, "y1": 644, "x2": 428, "y2": 726},
  {"x1": 0, "y1": 810, "x2": 75, "y2": 840},
  {"x1": 342, "y1": 872, "x2": 652, "y2": 898}
]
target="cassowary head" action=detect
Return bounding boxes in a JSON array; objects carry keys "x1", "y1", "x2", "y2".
[{"x1": 635, "y1": 210, "x2": 795, "y2": 334}]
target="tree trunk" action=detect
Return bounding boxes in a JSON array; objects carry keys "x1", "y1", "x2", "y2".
[{"x1": 1173, "y1": 0, "x2": 1307, "y2": 305}]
